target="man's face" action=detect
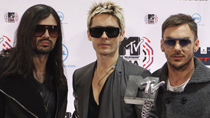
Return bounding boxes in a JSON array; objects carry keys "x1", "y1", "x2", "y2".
[
  {"x1": 161, "y1": 24, "x2": 199, "y2": 70},
  {"x1": 87, "y1": 14, "x2": 124, "y2": 56},
  {"x1": 33, "y1": 14, "x2": 58, "y2": 54}
]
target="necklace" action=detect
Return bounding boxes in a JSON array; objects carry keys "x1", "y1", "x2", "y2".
[
  {"x1": 44, "y1": 92, "x2": 52, "y2": 111},
  {"x1": 95, "y1": 64, "x2": 116, "y2": 86}
]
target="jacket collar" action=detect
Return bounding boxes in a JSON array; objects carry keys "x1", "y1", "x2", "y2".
[{"x1": 159, "y1": 57, "x2": 210, "y2": 84}]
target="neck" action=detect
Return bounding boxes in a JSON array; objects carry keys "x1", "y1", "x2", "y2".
[
  {"x1": 96, "y1": 54, "x2": 118, "y2": 71},
  {"x1": 33, "y1": 54, "x2": 49, "y2": 83},
  {"x1": 167, "y1": 59, "x2": 195, "y2": 86}
]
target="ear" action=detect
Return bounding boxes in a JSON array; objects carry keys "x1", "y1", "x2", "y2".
[
  {"x1": 120, "y1": 31, "x2": 125, "y2": 42},
  {"x1": 194, "y1": 39, "x2": 200, "y2": 52},
  {"x1": 87, "y1": 30, "x2": 92, "y2": 41},
  {"x1": 161, "y1": 39, "x2": 165, "y2": 52}
]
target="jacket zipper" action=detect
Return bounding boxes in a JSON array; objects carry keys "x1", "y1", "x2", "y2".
[
  {"x1": 55, "y1": 87, "x2": 59, "y2": 118},
  {"x1": 0, "y1": 89, "x2": 38, "y2": 118}
]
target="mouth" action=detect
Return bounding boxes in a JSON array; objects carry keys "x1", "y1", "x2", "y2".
[
  {"x1": 172, "y1": 55, "x2": 184, "y2": 60},
  {"x1": 37, "y1": 39, "x2": 52, "y2": 46},
  {"x1": 99, "y1": 43, "x2": 110, "y2": 47},
  {"x1": 39, "y1": 41, "x2": 51, "y2": 46}
]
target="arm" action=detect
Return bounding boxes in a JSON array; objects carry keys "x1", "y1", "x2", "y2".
[
  {"x1": 135, "y1": 70, "x2": 159, "y2": 118},
  {"x1": 72, "y1": 72, "x2": 79, "y2": 118},
  {"x1": 0, "y1": 91, "x2": 5, "y2": 118},
  {"x1": 135, "y1": 104, "x2": 159, "y2": 118}
]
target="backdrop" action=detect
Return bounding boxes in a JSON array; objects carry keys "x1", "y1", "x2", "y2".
[{"x1": 1, "y1": 0, "x2": 210, "y2": 115}]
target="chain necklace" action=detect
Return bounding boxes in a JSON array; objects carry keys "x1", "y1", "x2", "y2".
[
  {"x1": 95, "y1": 63, "x2": 116, "y2": 86},
  {"x1": 44, "y1": 92, "x2": 52, "y2": 111}
]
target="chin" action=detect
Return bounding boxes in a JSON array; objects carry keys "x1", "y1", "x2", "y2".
[{"x1": 35, "y1": 48, "x2": 52, "y2": 54}]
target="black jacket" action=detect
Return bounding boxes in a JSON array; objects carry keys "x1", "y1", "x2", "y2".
[{"x1": 0, "y1": 74, "x2": 68, "y2": 118}]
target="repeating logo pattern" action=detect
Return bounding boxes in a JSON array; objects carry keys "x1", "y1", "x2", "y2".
[
  {"x1": 0, "y1": 35, "x2": 12, "y2": 50},
  {"x1": 119, "y1": 37, "x2": 154, "y2": 69},
  {"x1": 57, "y1": 11, "x2": 64, "y2": 21},
  {"x1": 62, "y1": 44, "x2": 69, "y2": 62},
  {"x1": 144, "y1": 14, "x2": 158, "y2": 24},
  {"x1": 194, "y1": 47, "x2": 210, "y2": 65},
  {"x1": 192, "y1": 13, "x2": 201, "y2": 24},
  {"x1": 4, "y1": 12, "x2": 18, "y2": 23},
  {"x1": 57, "y1": 11, "x2": 68, "y2": 24}
]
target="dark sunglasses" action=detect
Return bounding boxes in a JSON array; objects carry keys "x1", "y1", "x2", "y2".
[
  {"x1": 89, "y1": 26, "x2": 121, "y2": 38},
  {"x1": 163, "y1": 38, "x2": 191, "y2": 48},
  {"x1": 33, "y1": 25, "x2": 59, "y2": 38}
]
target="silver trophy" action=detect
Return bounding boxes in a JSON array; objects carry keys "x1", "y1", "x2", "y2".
[{"x1": 124, "y1": 75, "x2": 165, "y2": 118}]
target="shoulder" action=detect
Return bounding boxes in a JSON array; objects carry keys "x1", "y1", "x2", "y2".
[
  {"x1": 0, "y1": 56, "x2": 10, "y2": 75},
  {"x1": 73, "y1": 62, "x2": 95, "y2": 76},
  {"x1": 152, "y1": 68, "x2": 162, "y2": 77},
  {"x1": 72, "y1": 62, "x2": 95, "y2": 85},
  {"x1": 0, "y1": 56, "x2": 8, "y2": 66},
  {"x1": 193, "y1": 57, "x2": 210, "y2": 81},
  {"x1": 0, "y1": 75, "x2": 23, "y2": 92}
]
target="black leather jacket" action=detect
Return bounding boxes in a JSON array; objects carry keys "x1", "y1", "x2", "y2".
[{"x1": 0, "y1": 74, "x2": 68, "y2": 118}]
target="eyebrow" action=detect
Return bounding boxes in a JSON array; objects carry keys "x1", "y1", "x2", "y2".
[{"x1": 165, "y1": 36, "x2": 190, "y2": 40}]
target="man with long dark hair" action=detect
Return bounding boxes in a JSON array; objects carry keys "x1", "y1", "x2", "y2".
[{"x1": 0, "y1": 4, "x2": 68, "y2": 118}]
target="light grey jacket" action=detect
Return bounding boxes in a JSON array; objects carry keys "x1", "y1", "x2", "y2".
[{"x1": 152, "y1": 57, "x2": 210, "y2": 118}]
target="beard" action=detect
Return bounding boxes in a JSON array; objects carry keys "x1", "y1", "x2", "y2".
[
  {"x1": 168, "y1": 54, "x2": 193, "y2": 71},
  {"x1": 33, "y1": 38, "x2": 54, "y2": 54}
]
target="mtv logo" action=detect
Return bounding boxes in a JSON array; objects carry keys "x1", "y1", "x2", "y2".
[
  {"x1": 124, "y1": 76, "x2": 164, "y2": 105},
  {"x1": 119, "y1": 37, "x2": 143, "y2": 55},
  {"x1": 8, "y1": 12, "x2": 15, "y2": 23},
  {"x1": 148, "y1": 14, "x2": 155, "y2": 24}
]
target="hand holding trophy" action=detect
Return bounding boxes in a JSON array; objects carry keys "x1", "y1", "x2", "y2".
[{"x1": 124, "y1": 76, "x2": 165, "y2": 118}]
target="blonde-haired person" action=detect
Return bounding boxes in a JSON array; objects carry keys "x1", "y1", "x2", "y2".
[{"x1": 72, "y1": 1, "x2": 157, "y2": 118}]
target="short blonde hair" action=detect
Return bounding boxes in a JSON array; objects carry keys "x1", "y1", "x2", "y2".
[{"x1": 87, "y1": 1, "x2": 125, "y2": 31}]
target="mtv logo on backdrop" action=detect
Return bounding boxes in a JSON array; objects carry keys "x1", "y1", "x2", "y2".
[
  {"x1": 4, "y1": 12, "x2": 18, "y2": 23},
  {"x1": 194, "y1": 47, "x2": 210, "y2": 65},
  {"x1": 144, "y1": 14, "x2": 158, "y2": 24},
  {"x1": 0, "y1": 35, "x2": 12, "y2": 50},
  {"x1": 119, "y1": 37, "x2": 154, "y2": 69}
]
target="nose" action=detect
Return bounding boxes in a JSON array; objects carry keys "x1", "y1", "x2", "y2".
[
  {"x1": 42, "y1": 29, "x2": 50, "y2": 38},
  {"x1": 174, "y1": 40, "x2": 182, "y2": 52},
  {"x1": 101, "y1": 31, "x2": 108, "y2": 39}
]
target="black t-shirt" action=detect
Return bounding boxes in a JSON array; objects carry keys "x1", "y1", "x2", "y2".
[
  {"x1": 34, "y1": 79, "x2": 56, "y2": 118},
  {"x1": 88, "y1": 71, "x2": 115, "y2": 118}
]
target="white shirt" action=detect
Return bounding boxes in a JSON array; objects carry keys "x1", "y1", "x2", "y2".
[{"x1": 167, "y1": 78, "x2": 190, "y2": 92}]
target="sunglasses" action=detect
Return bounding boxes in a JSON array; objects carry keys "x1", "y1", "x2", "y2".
[
  {"x1": 163, "y1": 38, "x2": 192, "y2": 49},
  {"x1": 89, "y1": 26, "x2": 121, "y2": 38},
  {"x1": 33, "y1": 25, "x2": 59, "y2": 38}
]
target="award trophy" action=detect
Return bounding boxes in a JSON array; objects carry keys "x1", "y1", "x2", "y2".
[{"x1": 124, "y1": 75, "x2": 165, "y2": 118}]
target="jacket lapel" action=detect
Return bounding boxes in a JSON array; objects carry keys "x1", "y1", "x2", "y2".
[
  {"x1": 98, "y1": 57, "x2": 122, "y2": 118},
  {"x1": 112, "y1": 57, "x2": 122, "y2": 118},
  {"x1": 77, "y1": 63, "x2": 95, "y2": 118}
]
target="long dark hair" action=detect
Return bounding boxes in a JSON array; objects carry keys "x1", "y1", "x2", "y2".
[{"x1": 1, "y1": 4, "x2": 66, "y2": 86}]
